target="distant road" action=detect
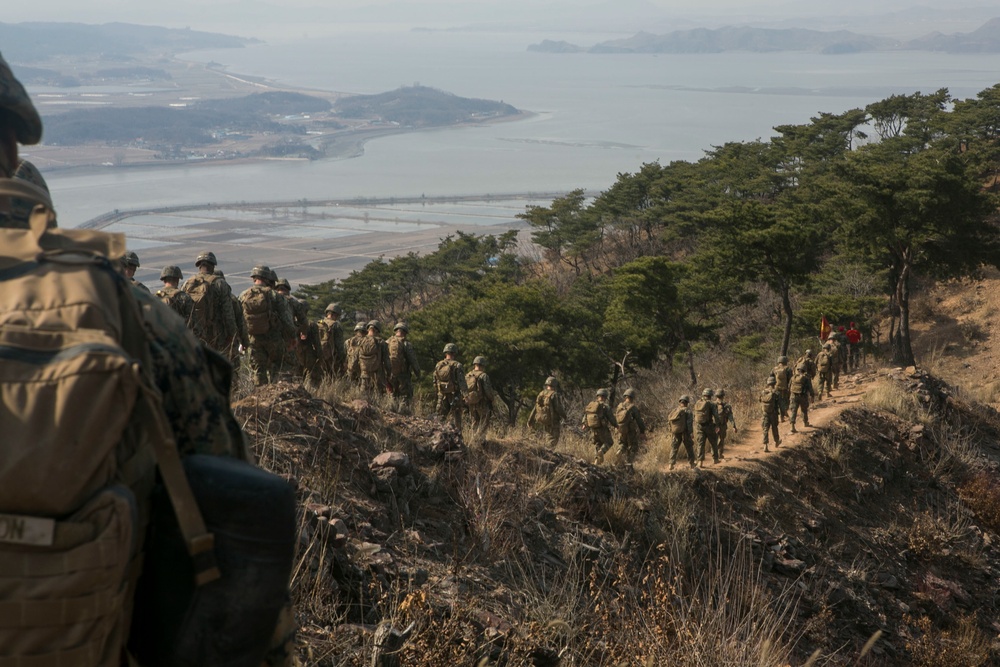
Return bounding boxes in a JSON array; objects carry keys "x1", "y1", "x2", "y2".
[{"x1": 79, "y1": 191, "x2": 569, "y2": 230}]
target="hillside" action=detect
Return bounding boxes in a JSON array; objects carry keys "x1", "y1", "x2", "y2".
[{"x1": 239, "y1": 338, "x2": 1000, "y2": 663}]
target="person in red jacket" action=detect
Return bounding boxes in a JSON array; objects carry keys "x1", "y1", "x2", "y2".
[{"x1": 846, "y1": 322, "x2": 863, "y2": 371}]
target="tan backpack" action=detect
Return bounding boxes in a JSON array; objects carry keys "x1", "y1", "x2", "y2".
[
  {"x1": 183, "y1": 273, "x2": 217, "y2": 336},
  {"x1": 434, "y1": 360, "x2": 458, "y2": 394},
  {"x1": 694, "y1": 398, "x2": 712, "y2": 425},
  {"x1": 465, "y1": 371, "x2": 483, "y2": 405},
  {"x1": 584, "y1": 401, "x2": 604, "y2": 428},
  {"x1": 241, "y1": 286, "x2": 272, "y2": 336},
  {"x1": 358, "y1": 335, "x2": 382, "y2": 376},
  {"x1": 0, "y1": 200, "x2": 218, "y2": 667},
  {"x1": 535, "y1": 390, "x2": 554, "y2": 425},
  {"x1": 772, "y1": 365, "x2": 789, "y2": 390},
  {"x1": 668, "y1": 407, "x2": 688, "y2": 434},
  {"x1": 388, "y1": 335, "x2": 406, "y2": 375}
]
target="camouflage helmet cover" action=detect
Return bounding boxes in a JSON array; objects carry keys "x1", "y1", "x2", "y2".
[
  {"x1": 195, "y1": 250, "x2": 218, "y2": 267},
  {"x1": 275, "y1": 278, "x2": 291, "y2": 291},
  {"x1": 443, "y1": 342, "x2": 458, "y2": 354},
  {"x1": 366, "y1": 320, "x2": 381, "y2": 332},
  {"x1": 8, "y1": 159, "x2": 52, "y2": 227},
  {"x1": 544, "y1": 376, "x2": 557, "y2": 387},
  {"x1": 622, "y1": 388, "x2": 637, "y2": 398},
  {"x1": 702, "y1": 388, "x2": 714, "y2": 397},
  {"x1": 250, "y1": 265, "x2": 272, "y2": 280},
  {"x1": 473, "y1": 355, "x2": 486, "y2": 366},
  {"x1": 353, "y1": 321, "x2": 366, "y2": 332},
  {"x1": 777, "y1": 355, "x2": 788, "y2": 364},
  {"x1": 122, "y1": 251, "x2": 140, "y2": 268},
  {"x1": 805, "y1": 349, "x2": 814, "y2": 357},
  {"x1": 394, "y1": 322, "x2": 409, "y2": 332},
  {"x1": 326, "y1": 302, "x2": 343, "y2": 315},
  {"x1": 679, "y1": 395, "x2": 690, "y2": 404},
  {"x1": 266, "y1": 268, "x2": 278, "y2": 284},
  {"x1": 0, "y1": 52, "x2": 43, "y2": 145},
  {"x1": 715, "y1": 388, "x2": 726, "y2": 398},
  {"x1": 160, "y1": 265, "x2": 183, "y2": 281},
  {"x1": 596, "y1": 388, "x2": 610, "y2": 398}
]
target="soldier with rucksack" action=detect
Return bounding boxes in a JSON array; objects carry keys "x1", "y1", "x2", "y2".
[
  {"x1": 434, "y1": 343, "x2": 466, "y2": 430},
  {"x1": 582, "y1": 388, "x2": 617, "y2": 465},
  {"x1": 528, "y1": 376, "x2": 567, "y2": 447},
  {"x1": 239, "y1": 265, "x2": 294, "y2": 386},
  {"x1": 346, "y1": 321, "x2": 367, "y2": 385},
  {"x1": 770, "y1": 355, "x2": 793, "y2": 422},
  {"x1": 667, "y1": 395, "x2": 696, "y2": 470},
  {"x1": 789, "y1": 361, "x2": 816, "y2": 434},
  {"x1": 274, "y1": 277, "x2": 309, "y2": 378},
  {"x1": 156, "y1": 265, "x2": 195, "y2": 330},
  {"x1": 465, "y1": 356, "x2": 497, "y2": 445},
  {"x1": 760, "y1": 376, "x2": 782, "y2": 452},
  {"x1": 694, "y1": 388, "x2": 722, "y2": 466},
  {"x1": 816, "y1": 343, "x2": 834, "y2": 398},
  {"x1": 317, "y1": 303, "x2": 346, "y2": 377},
  {"x1": 715, "y1": 388, "x2": 738, "y2": 458},
  {"x1": 388, "y1": 322, "x2": 421, "y2": 411},
  {"x1": 183, "y1": 250, "x2": 238, "y2": 356},
  {"x1": 0, "y1": 55, "x2": 296, "y2": 666},
  {"x1": 358, "y1": 320, "x2": 392, "y2": 396},
  {"x1": 614, "y1": 387, "x2": 646, "y2": 466}
]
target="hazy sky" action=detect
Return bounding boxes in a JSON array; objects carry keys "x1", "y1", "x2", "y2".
[{"x1": 4, "y1": 0, "x2": 1000, "y2": 40}]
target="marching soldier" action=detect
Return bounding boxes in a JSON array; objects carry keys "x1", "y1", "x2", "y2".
[
  {"x1": 346, "y1": 321, "x2": 367, "y2": 385},
  {"x1": 433, "y1": 343, "x2": 465, "y2": 430},
  {"x1": 789, "y1": 361, "x2": 816, "y2": 434},
  {"x1": 528, "y1": 376, "x2": 567, "y2": 447},
  {"x1": 694, "y1": 388, "x2": 721, "y2": 466},
  {"x1": 715, "y1": 388, "x2": 738, "y2": 458},
  {"x1": 387, "y1": 322, "x2": 421, "y2": 411},
  {"x1": 760, "y1": 376, "x2": 781, "y2": 452},
  {"x1": 582, "y1": 388, "x2": 617, "y2": 465},
  {"x1": 614, "y1": 387, "x2": 646, "y2": 466},
  {"x1": 155, "y1": 265, "x2": 194, "y2": 329},
  {"x1": 667, "y1": 395, "x2": 696, "y2": 470},
  {"x1": 770, "y1": 355, "x2": 793, "y2": 422},
  {"x1": 465, "y1": 356, "x2": 497, "y2": 445}
]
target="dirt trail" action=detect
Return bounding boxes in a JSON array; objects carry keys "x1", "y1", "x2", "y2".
[{"x1": 665, "y1": 368, "x2": 875, "y2": 472}]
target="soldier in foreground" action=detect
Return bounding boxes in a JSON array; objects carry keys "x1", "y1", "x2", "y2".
[
  {"x1": 693, "y1": 388, "x2": 721, "y2": 466},
  {"x1": 239, "y1": 265, "x2": 294, "y2": 385},
  {"x1": 582, "y1": 388, "x2": 617, "y2": 465},
  {"x1": 667, "y1": 395, "x2": 696, "y2": 470},
  {"x1": 434, "y1": 343, "x2": 466, "y2": 430},
  {"x1": 465, "y1": 356, "x2": 497, "y2": 445},
  {"x1": 357, "y1": 320, "x2": 392, "y2": 396},
  {"x1": 760, "y1": 376, "x2": 781, "y2": 452},
  {"x1": 614, "y1": 387, "x2": 646, "y2": 466},
  {"x1": 156, "y1": 265, "x2": 195, "y2": 328},
  {"x1": 0, "y1": 54, "x2": 294, "y2": 665},
  {"x1": 528, "y1": 376, "x2": 567, "y2": 447},
  {"x1": 387, "y1": 322, "x2": 421, "y2": 412}
]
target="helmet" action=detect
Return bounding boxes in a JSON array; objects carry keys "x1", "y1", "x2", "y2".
[
  {"x1": 702, "y1": 388, "x2": 714, "y2": 397},
  {"x1": 766, "y1": 376, "x2": 776, "y2": 385},
  {"x1": 326, "y1": 303, "x2": 343, "y2": 315},
  {"x1": 805, "y1": 349, "x2": 814, "y2": 358},
  {"x1": 777, "y1": 355, "x2": 788, "y2": 364},
  {"x1": 195, "y1": 251, "x2": 217, "y2": 267},
  {"x1": 213, "y1": 269, "x2": 225, "y2": 279},
  {"x1": 9, "y1": 160, "x2": 52, "y2": 224},
  {"x1": 544, "y1": 376, "x2": 557, "y2": 387},
  {"x1": 266, "y1": 268, "x2": 278, "y2": 284},
  {"x1": 715, "y1": 388, "x2": 726, "y2": 398},
  {"x1": 623, "y1": 388, "x2": 636, "y2": 399},
  {"x1": 160, "y1": 265, "x2": 182, "y2": 281},
  {"x1": 394, "y1": 322, "x2": 409, "y2": 333},
  {"x1": 473, "y1": 355, "x2": 487, "y2": 366},
  {"x1": 824, "y1": 342, "x2": 832, "y2": 349},
  {"x1": 443, "y1": 343, "x2": 458, "y2": 354},
  {"x1": 679, "y1": 395, "x2": 690, "y2": 404},
  {"x1": 596, "y1": 388, "x2": 610, "y2": 398},
  {"x1": 250, "y1": 265, "x2": 271, "y2": 281},
  {"x1": 796, "y1": 363, "x2": 808, "y2": 373},
  {"x1": 0, "y1": 53, "x2": 42, "y2": 145},
  {"x1": 367, "y1": 320, "x2": 381, "y2": 332},
  {"x1": 275, "y1": 278, "x2": 290, "y2": 291},
  {"x1": 354, "y1": 321, "x2": 366, "y2": 332},
  {"x1": 122, "y1": 251, "x2": 140, "y2": 268}
]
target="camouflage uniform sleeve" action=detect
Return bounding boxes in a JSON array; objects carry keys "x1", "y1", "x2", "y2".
[
  {"x1": 483, "y1": 373, "x2": 497, "y2": 403},
  {"x1": 134, "y1": 289, "x2": 248, "y2": 460},
  {"x1": 215, "y1": 281, "x2": 238, "y2": 342},
  {"x1": 404, "y1": 341, "x2": 421, "y2": 377},
  {"x1": 274, "y1": 294, "x2": 296, "y2": 339},
  {"x1": 634, "y1": 407, "x2": 647, "y2": 433},
  {"x1": 555, "y1": 394, "x2": 568, "y2": 420},
  {"x1": 454, "y1": 362, "x2": 466, "y2": 397}
]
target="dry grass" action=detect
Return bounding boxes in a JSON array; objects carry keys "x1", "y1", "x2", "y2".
[
  {"x1": 906, "y1": 614, "x2": 993, "y2": 667},
  {"x1": 862, "y1": 380, "x2": 929, "y2": 424}
]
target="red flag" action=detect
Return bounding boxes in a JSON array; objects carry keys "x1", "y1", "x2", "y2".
[{"x1": 820, "y1": 315, "x2": 832, "y2": 342}]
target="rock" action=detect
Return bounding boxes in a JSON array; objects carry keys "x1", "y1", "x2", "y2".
[
  {"x1": 874, "y1": 573, "x2": 899, "y2": 590},
  {"x1": 773, "y1": 557, "x2": 806, "y2": 575},
  {"x1": 305, "y1": 503, "x2": 332, "y2": 518},
  {"x1": 371, "y1": 451, "x2": 411, "y2": 471}
]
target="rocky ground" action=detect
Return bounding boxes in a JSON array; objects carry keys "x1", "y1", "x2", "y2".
[{"x1": 235, "y1": 352, "x2": 1000, "y2": 665}]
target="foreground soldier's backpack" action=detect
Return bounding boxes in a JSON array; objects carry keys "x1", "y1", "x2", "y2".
[
  {"x1": 760, "y1": 389, "x2": 777, "y2": 416},
  {"x1": 694, "y1": 398, "x2": 713, "y2": 424},
  {"x1": 241, "y1": 285, "x2": 272, "y2": 336},
  {"x1": 0, "y1": 199, "x2": 218, "y2": 666},
  {"x1": 434, "y1": 360, "x2": 457, "y2": 394},
  {"x1": 790, "y1": 371, "x2": 808, "y2": 394},
  {"x1": 0, "y1": 196, "x2": 295, "y2": 667},
  {"x1": 465, "y1": 371, "x2": 483, "y2": 405},
  {"x1": 535, "y1": 390, "x2": 554, "y2": 425},
  {"x1": 772, "y1": 365, "x2": 790, "y2": 391}
]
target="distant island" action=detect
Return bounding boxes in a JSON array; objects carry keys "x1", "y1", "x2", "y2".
[
  {"x1": 529, "y1": 17, "x2": 1000, "y2": 54},
  {"x1": 2, "y1": 22, "x2": 523, "y2": 171}
]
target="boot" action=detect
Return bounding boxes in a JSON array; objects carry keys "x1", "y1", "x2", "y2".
[
  {"x1": 790, "y1": 424, "x2": 797, "y2": 434},
  {"x1": 763, "y1": 441, "x2": 770, "y2": 452},
  {"x1": 775, "y1": 439, "x2": 781, "y2": 447}
]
